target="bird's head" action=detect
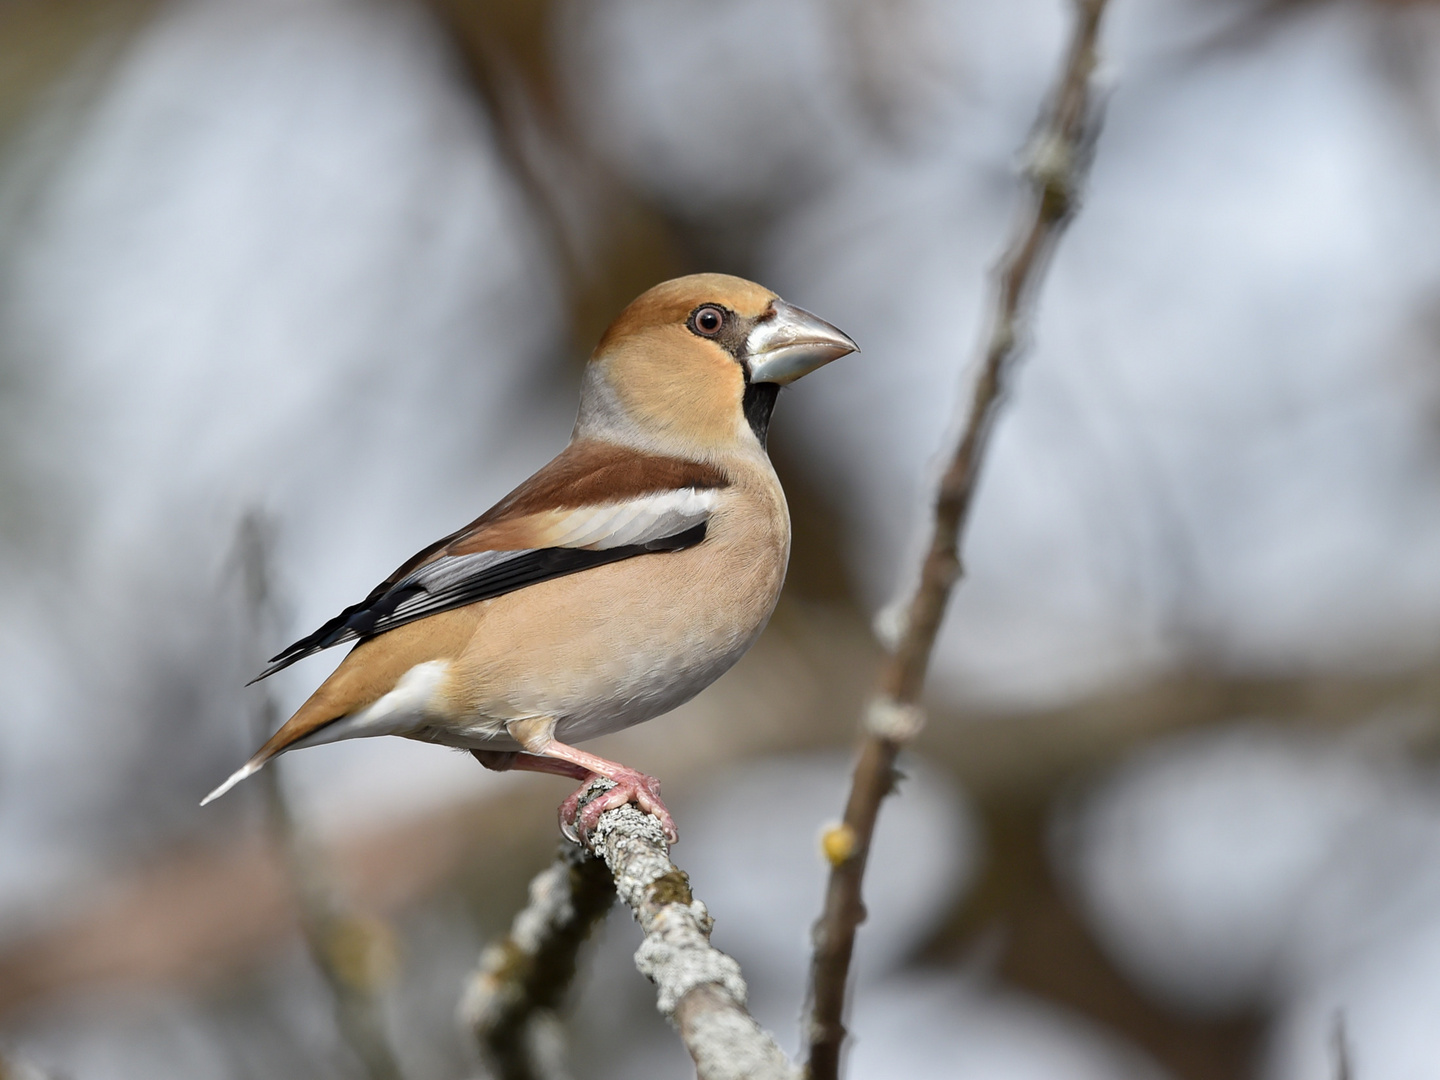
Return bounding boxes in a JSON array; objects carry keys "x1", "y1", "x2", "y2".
[{"x1": 575, "y1": 273, "x2": 858, "y2": 455}]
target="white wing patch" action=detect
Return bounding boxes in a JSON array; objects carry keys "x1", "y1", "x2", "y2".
[
  {"x1": 379, "y1": 486, "x2": 717, "y2": 622},
  {"x1": 542, "y1": 487, "x2": 717, "y2": 550}
]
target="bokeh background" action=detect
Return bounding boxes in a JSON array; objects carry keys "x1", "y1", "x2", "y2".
[{"x1": 2, "y1": 0, "x2": 1440, "y2": 1077}]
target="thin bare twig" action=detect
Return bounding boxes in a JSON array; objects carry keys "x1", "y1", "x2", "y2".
[
  {"x1": 1332, "y1": 1012, "x2": 1354, "y2": 1080},
  {"x1": 236, "y1": 514, "x2": 405, "y2": 1080},
  {"x1": 575, "y1": 783, "x2": 801, "y2": 1080},
  {"x1": 803, "y1": 2, "x2": 1112, "y2": 1076},
  {"x1": 460, "y1": 843, "x2": 615, "y2": 1080}
]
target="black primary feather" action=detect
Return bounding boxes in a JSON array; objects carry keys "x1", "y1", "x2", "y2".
[{"x1": 249, "y1": 522, "x2": 707, "y2": 684}]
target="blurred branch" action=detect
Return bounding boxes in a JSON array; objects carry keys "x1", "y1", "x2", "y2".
[
  {"x1": 2, "y1": 628, "x2": 1437, "y2": 1019},
  {"x1": 574, "y1": 782, "x2": 800, "y2": 1080},
  {"x1": 4, "y1": 592, "x2": 1439, "y2": 1018},
  {"x1": 420, "y1": 0, "x2": 586, "y2": 293},
  {"x1": 0, "y1": 787, "x2": 558, "y2": 1018},
  {"x1": 830, "y1": 0, "x2": 935, "y2": 144},
  {"x1": 460, "y1": 844, "x2": 614, "y2": 1080},
  {"x1": 237, "y1": 515, "x2": 405, "y2": 1080},
  {"x1": 803, "y1": 2, "x2": 1112, "y2": 1076},
  {"x1": 933, "y1": 656, "x2": 1440, "y2": 801},
  {"x1": 1180, "y1": 0, "x2": 1335, "y2": 68},
  {"x1": 1332, "y1": 1013, "x2": 1354, "y2": 1080},
  {"x1": 263, "y1": 773, "x2": 405, "y2": 1080},
  {"x1": 0, "y1": 1049, "x2": 55, "y2": 1080},
  {"x1": 421, "y1": 0, "x2": 691, "y2": 353},
  {"x1": 0, "y1": 0, "x2": 157, "y2": 150}
]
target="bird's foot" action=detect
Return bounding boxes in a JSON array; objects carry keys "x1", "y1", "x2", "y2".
[{"x1": 561, "y1": 768, "x2": 677, "y2": 845}]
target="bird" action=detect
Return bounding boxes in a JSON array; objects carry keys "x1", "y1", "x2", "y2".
[{"x1": 202, "y1": 273, "x2": 857, "y2": 842}]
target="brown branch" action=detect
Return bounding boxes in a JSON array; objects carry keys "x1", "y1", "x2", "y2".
[
  {"x1": 803, "y1": 2, "x2": 1112, "y2": 1076},
  {"x1": 460, "y1": 843, "x2": 615, "y2": 1080},
  {"x1": 0, "y1": 0, "x2": 160, "y2": 148},
  {"x1": 420, "y1": 0, "x2": 693, "y2": 354}
]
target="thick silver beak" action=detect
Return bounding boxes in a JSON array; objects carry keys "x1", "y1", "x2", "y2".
[{"x1": 745, "y1": 299, "x2": 858, "y2": 385}]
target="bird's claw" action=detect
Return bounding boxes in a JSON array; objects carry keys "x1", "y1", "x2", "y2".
[{"x1": 559, "y1": 768, "x2": 677, "y2": 845}]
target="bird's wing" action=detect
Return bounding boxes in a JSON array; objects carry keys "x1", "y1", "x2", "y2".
[{"x1": 252, "y1": 443, "x2": 729, "y2": 682}]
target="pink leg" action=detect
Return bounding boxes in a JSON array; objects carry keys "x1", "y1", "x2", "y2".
[
  {"x1": 470, "y1": 748, "x2": 590, "y2": 781},
  {"x1": 543, "y1": 741, "x2": 676, "y2": 844},
  {"x1": 471, "y1": 745, "x2": 676, "y2": 844}
]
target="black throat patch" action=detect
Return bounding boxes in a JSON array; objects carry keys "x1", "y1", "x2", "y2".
[{"x1": 743, "y1": 382, "x2": 780, "y2": 448}]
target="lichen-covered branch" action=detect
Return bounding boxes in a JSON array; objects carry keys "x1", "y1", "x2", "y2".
[
  {"x1": 803, "y1": 3, "x2": 1113, "y2": 1077},
  {"x1": 465, "y1": 782, "x2": 798, "y2": 1080},
  {"x1": 580, "y1": 785, "x2": 800, "y2": 1080},
  {"x1": 460, "y1": 844, "x2": 615, "y2": 1080}
]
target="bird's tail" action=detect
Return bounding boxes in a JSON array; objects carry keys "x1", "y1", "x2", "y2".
[
  {"x1": 199, "y1": 754, "x2": 266, "y2": 805},
  {"x1": 200, "y1": 693, "x2": 347, "y2": 805}
]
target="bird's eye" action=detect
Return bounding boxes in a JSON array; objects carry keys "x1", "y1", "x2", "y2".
[{"x1": 691, "y1": 305, "x2": 725, "y2": 337}]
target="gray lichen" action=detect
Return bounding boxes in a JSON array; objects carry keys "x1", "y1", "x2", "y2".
[{"x1": 583, "y1": 792, "x2": 799, "y2": 1080}]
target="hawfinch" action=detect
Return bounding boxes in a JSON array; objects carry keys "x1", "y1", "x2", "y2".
[{"x1": 203, "y1": 274, "x2": 856, "y2": 841}]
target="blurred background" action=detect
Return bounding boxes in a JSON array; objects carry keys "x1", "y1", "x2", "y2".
[{"x1": 1, "y1": 0, "x2": 1439, "y2": 1077}]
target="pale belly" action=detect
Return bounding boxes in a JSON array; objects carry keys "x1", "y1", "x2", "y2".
[
  {"x1": 471, "y1": 624, "x2": 754, "y2": 747},
  {"x1": 380, "y1": 518, "x2": 788, "y2": 751}
]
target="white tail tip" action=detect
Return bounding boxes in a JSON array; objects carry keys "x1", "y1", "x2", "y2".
[{"x1": 200, "y1": 760, "x2": 261, "y2": 806}]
